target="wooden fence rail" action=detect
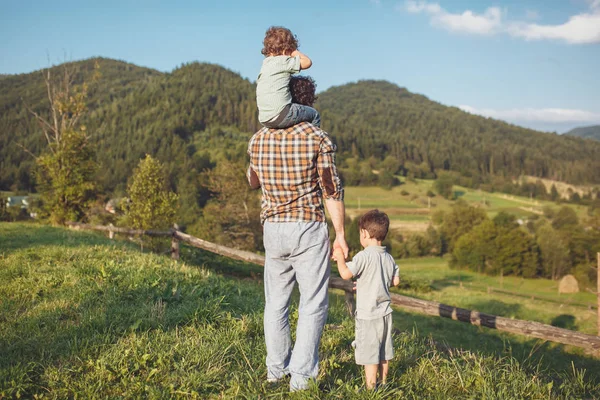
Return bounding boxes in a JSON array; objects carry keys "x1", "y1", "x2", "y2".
[{"x1": 66, "y1": 221, "x2": 600, "y2": 353}]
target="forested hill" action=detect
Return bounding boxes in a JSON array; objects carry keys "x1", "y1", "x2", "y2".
[
  {"x1": 0, "y1": 58, "x2": 260, "y2": 193},
  {"x1": 566, "y1": 125, "x2": 600, "y2": 141},
  {"x1": 0, "y1": 58, "x2": 164, "y2": 192},
  {"x1": 318, "y1": 81, "x2": 600, "y2": 184},
  {"x1": 2, "y1": 57, "x2": 600, "y2": 194}
]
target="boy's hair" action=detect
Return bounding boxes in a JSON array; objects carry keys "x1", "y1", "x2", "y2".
[
  {"x1": 359, "y1": 209, "x2": 390, "y2": 241},
  {"x1": 261, "y1": 26, "x2": 298, "y2": 56},
  {"x1": 289, "y1": 76, "x2": 317, "y2": 107}
]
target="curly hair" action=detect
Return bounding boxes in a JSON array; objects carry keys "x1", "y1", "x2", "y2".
[
  {"x1": 261, "y1": 26, "x2": 298, "y2": 56},
  {"x1": 289, "y1": 76, "x2": 317, "y2": 107}
]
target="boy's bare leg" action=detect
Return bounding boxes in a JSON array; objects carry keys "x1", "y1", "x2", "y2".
[
  {"x1": 364, "y1": 365, "x2": 378, "y2": 389},
  {"x1": 379, "y1": 360, "x2": 389, "y2": 385}
]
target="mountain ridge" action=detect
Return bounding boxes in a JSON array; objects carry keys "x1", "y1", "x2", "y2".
[
  {"x1": 566, "y1": 125, "x2": 600, "y2": 141},
  {"x1": 1, "y1": 57, "x2": 599, "y2": 194}
]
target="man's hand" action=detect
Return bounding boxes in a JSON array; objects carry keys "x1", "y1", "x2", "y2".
[{"x1": 333, "y1": 236, "x2": 349, "y2": 260}]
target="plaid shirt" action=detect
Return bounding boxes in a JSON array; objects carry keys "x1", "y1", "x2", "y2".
[{"x1": 247, "y1": 122, "x2": 344, "y2": 224}]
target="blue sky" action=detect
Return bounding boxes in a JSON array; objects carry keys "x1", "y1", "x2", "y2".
[{"x1": 1, "y1": 0, "x2": 599, "y2": 133}]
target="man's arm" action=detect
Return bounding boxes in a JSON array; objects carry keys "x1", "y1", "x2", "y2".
[
  {"x1": 247, "y1": 166, "x2": 261, "y2": 190},
  {"x1": 291, "y1": 50, "x2": 312, "y2": 70},
  {"x1": 325, "y1": 198, "x2": 348, "y2": 259},
  {"x1": 317, "y1": 133, "x2": 347, "y2": 258}
]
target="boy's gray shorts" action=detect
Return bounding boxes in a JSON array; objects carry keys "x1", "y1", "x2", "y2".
[{"x1": 355, "y1": 313, "x2": 394, "y2": 365}]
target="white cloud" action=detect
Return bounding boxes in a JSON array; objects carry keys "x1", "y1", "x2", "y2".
[
  {"x1": 370, "y1": 0, "x2": 381, "y2": 5},
  {"x1": 434, "y1": 7, "x2": 502, "y2": 35},
  {"x1": 402, "y1": 0, "x2": 600, "y2": 44},
  {"x1": 459, "y1": 105, "x2": 600, "y2": 123},
  {"x1": 404, "y1": 1, "x2": 502, "y2": 35},
  {"x1": 507, "y1": 12, "x2": 600, "y2": 44}
]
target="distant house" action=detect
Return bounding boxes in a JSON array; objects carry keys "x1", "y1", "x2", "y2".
[{"x1": 5, "y1": 196, "x2": 29, "y2": 209}]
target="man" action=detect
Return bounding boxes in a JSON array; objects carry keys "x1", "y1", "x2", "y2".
[{"x1": 247, "y1": 76, "x2": 348, "y2": 392}]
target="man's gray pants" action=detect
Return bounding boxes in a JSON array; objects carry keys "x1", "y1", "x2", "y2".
[{"x1": 263, "y1": 221, "x2": 330, "y2": 391}]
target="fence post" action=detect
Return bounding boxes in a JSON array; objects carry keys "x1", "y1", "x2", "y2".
[
  {"x1": 344, "y1": 290, "x2": 355, "y2": 317},
  {"x1": 171, "y1": 223, "x2": 180, "y2": 261},
  {"x1": 108, "y1": 223, "x2": 114, "y2": 240}
]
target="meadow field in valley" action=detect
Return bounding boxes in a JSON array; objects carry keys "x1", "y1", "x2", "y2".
[
  {"x1": 343, "y1": 180, "x2": 591, "y2": 235},
  {"x1": 1, "y1": 223, "x2": 600, "y2": 399}
]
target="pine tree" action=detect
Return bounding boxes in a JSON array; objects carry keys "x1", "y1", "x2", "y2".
[{"x1": 125, "y1": 154, "x2": 178, "y2": 231}]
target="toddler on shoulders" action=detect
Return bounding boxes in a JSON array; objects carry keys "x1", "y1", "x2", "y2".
[{"x1": 256, "y1": 26, "x2": 321, "y2": 128}]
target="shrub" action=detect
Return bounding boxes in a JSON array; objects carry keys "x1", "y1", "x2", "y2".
[{"x1": 434, "y1": 172, "x2": 454, "y2": 199}]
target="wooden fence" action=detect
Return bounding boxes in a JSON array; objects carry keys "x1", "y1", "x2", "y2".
[{"x1": 66, "y1": 221, "x2": 600, "y2": 353}]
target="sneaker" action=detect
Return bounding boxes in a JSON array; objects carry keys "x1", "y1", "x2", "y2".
[{"x1": 267, "y1": 373, "x2": 290, "y2": 383}]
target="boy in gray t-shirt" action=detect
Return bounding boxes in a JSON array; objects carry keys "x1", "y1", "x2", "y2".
[
  {"x1": 256, "y1": 26, "x2": 320, "y2": 128},
  {"x1": 333, "y1": 209, "x2": 400, "y2": 390}
]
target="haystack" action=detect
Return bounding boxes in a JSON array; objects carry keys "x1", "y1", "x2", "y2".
[{"x1": 558, "y1": 274, "x2": 579, "y2": 294}]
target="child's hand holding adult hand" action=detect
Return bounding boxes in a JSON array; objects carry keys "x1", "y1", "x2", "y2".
[{"x1": 332, "y1": 246, "x2": 345, "y2": 261}]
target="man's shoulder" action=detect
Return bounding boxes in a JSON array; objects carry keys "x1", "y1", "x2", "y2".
[
  {"x1": 249, "y1": 126, "x2": 271, "y2": 142},
  {"x1": 254, "y1": 122, "x2": 328, "y2": 136},
  {"x1": 292, "y1": 122, "x2": 326, "y2": 135},
  {"x1": 250, "y1": 123, "x2": 334, "y2": 151}
]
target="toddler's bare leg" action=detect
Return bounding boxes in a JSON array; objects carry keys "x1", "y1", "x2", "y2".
[
  {"x1": 364, "y1": 365, "x2": 378, "y2": 389},
  {"x1": 379, "y1": 360, "x2": 389, "y2": 384}
]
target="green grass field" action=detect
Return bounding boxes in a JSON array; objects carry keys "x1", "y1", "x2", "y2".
[
  {"x1": 396, "y1": 257, "x2": 598, "y2": 333},
  {"x1": 1, "y1": 223, "x2": 599, "y2": 398},
  {"x1": 343, "y1": 180, "x2": 590, "y2": 233},
  {"x1": 401, "y1": 257, "x2": 597, "y2": 307}
]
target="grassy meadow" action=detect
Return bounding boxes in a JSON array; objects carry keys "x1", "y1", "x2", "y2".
[
  {"x1": 343, "y1": 180, "x2": 591, "y2": 234},
  {"x1": 400, "y1": 257, "x2": 597, "y2": 311},
  {"x1": 1, "y1": 222, "x2": 600, "y2": 399}
]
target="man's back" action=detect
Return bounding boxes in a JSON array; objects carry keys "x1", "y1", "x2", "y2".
[{"x1": 247, "y1": 122, "x2": 343, "y2": 223}]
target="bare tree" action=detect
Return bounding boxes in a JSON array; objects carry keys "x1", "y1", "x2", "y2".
[{"x1": 21, "y1": 60, "x2": 100, "y2": 224}]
